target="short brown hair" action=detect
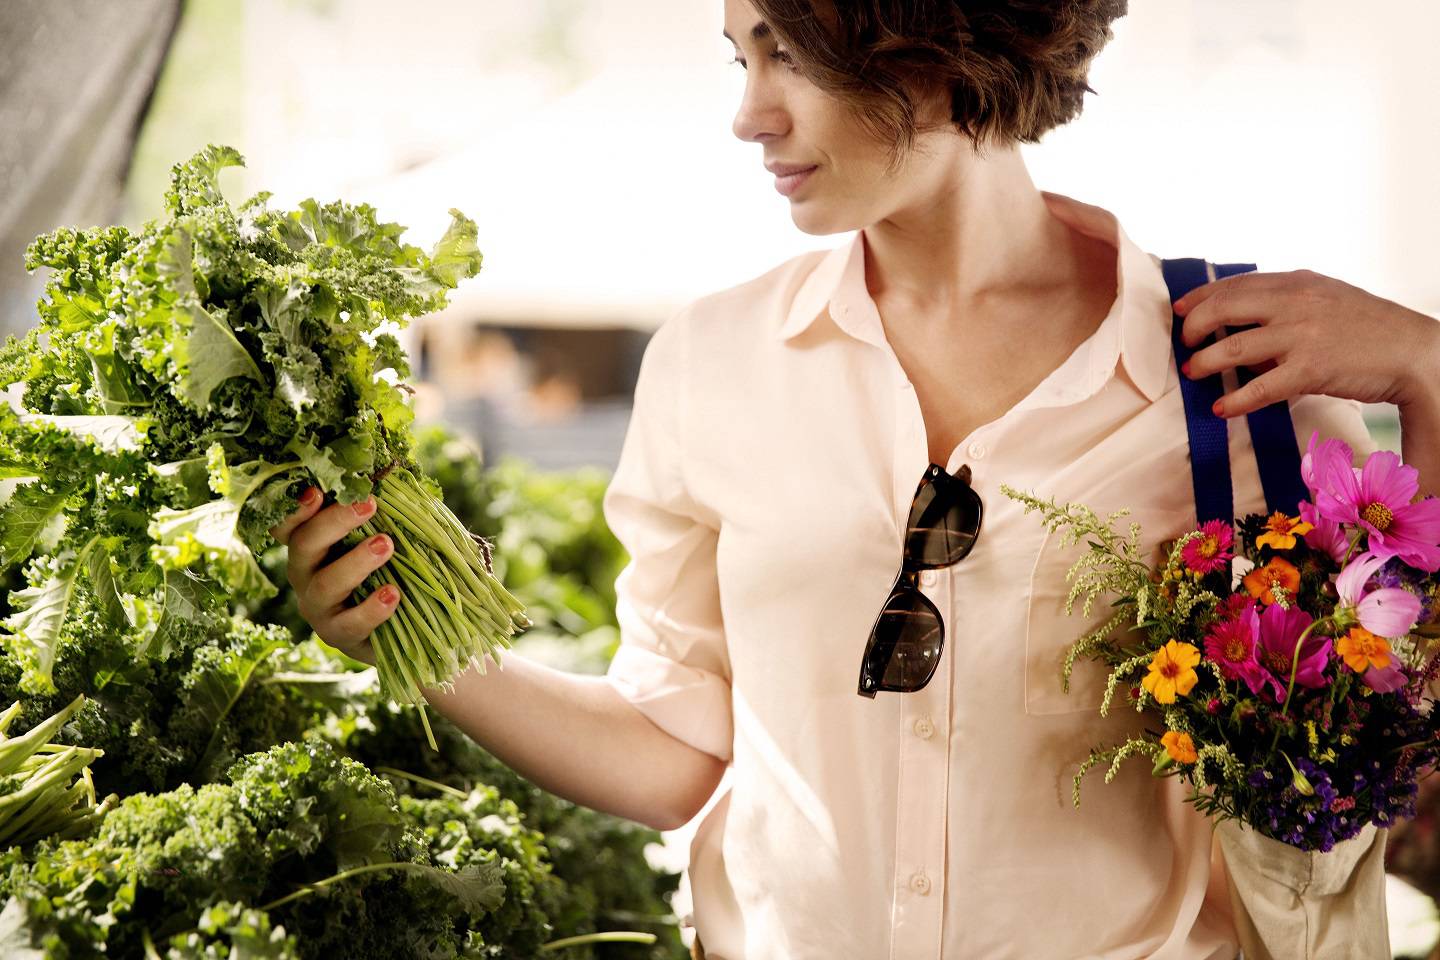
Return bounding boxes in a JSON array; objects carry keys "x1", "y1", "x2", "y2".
[{"x1": 745, "y1": 0, "x2": 1128, "y2": 172}]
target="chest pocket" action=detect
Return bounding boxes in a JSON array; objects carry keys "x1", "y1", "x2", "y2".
[{"x1": 1024, "y1": 506, "x2": 1195, "y2": 715}]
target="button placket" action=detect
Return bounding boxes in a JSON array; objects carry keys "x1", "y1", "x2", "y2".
[
  {"x1": 884, "y1": 336, "x2": 948, "y2": 959},
  {"x1": 889, "y1": 621, "x2": 949, "y2": 955}
]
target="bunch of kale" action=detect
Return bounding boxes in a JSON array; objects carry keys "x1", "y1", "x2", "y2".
[{"x1": 0, "y1": 145, "x2": 527, "y2": 731}]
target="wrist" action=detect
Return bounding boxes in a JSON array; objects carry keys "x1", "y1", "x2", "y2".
[{"x1": 1394, "y1": 313, "x2": 1440, "y2": 412}]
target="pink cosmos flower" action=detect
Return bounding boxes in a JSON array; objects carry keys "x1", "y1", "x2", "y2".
[
  {"x1": 1298, "y1": 500, "x2": 1349, "y2": 566},
  {"x1": 1301, "y1": 430, "x2": 1440, "y2": 573},
  {"x1": 1247, "y1": 601, "x2": 1332, "y2": 703},
  {"x1": 1334, "y1": 551, "x2": 1423, "y2": 639},
  {"x1": 1361, "y1": 660, "x2": 1408, "y2": 693},
  {"x1": 1203, "y1": 613, "x2": 1268, "y2": 694},
  {"x1": 1181, "y1": 519, "x2": 1235, "y2": 575}
]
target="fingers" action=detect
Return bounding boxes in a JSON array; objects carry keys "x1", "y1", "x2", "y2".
[
  {"x1": 324, "y1": 583, "x2": 402, "y2": 653},
  {"x1": 1182, "y1": 325, "x2": 1284, "y2": 382},
  {"x1": 287, "y1": 496, "x2": 378, "y2": 585},
  {"x1": 269, "y1": 486, "x2": 324, "y2": 545},
  {"x1": 308, "y1": 533, "x2": 394, "y2": 611}
]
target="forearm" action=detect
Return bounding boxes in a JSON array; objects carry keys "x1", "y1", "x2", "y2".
[{"x1": 421, "y1": 649, "x2": 726, "y2": 831}]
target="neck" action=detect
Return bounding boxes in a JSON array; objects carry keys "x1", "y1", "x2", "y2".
[{"x1": 860, "y1": 145, "x2": 1097, "y2": 334}]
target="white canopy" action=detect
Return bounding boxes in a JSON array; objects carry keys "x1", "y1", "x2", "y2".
[{"x1": 350, "y1": 64, "x2": 844, "y2": 330}]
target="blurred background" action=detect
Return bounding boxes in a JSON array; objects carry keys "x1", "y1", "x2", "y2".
[{"x1": 2, "y1": 0, "x2": 1438, "y2": 955}]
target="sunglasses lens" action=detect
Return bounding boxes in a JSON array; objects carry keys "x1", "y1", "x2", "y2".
[
  {"x1": 862, "y1": 588, "x2": 943, "y2": 692},
  {"x1": 906, "y1": 478, "x2": 981, "y2": 566}
]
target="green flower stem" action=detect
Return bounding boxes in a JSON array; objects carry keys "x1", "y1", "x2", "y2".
[
  {"x1": 1282, "y1": 616, "x2": 1333, "y2": 716},
  {"x1": 1269, "y1": 615, "x2": 1337, "y2": 752},
  {"x1": 1341, "y1": 527, "x2": 1365, "y2": 567}
]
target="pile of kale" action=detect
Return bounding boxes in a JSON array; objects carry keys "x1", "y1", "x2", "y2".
[{"x1": 0, "y1": 145, "x2": 684, "y2": 958}]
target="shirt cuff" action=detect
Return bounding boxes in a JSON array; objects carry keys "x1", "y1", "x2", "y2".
[{"x1": 606, "y1": 643, "x2": 734, "y2": 763}]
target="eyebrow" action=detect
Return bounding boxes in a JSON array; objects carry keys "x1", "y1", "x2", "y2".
[{"x1": 722, "y1": 21, "x2": 773, "y2": 45}]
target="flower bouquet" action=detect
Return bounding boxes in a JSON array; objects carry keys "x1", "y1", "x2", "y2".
[{"x1": 1001, "y1": 431, "x2": 1440, "y2": 959}]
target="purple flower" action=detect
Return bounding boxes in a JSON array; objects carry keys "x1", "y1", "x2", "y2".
[
  {"x1": 1302, "y1": 430, "x2": 1440, "y2": 573},
  {"x1": 1248, "y1": 601, "x2": 1332, "y2": 703},
  {"x1": 1375, "y1": 555, "x2": 1440, "y2": 626},
  {"x1": 1335, "y1": 551, "x2": 1423, "y2": 638}
]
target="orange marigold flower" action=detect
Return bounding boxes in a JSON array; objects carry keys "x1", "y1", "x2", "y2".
[
  {"x1": 1255, "y1": 511, "x2": 1315, "y2": 551},
  {"x1": 1161, "y1": 730, "x2": 1198, "y2": 764},
  {"x1": 1243, "y1": 556, "x2": 1302, "y2": 606},
  {"x1": 1336, "y1": 625, "x2": 1393, "y2": 674},
  {"x1": 1141, "y1": 640, "x2": 1202, "y2": 704}
]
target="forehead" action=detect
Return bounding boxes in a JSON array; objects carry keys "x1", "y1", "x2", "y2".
[{"x1": 722, "y1": 0, "x2": 773, "y2": 45}]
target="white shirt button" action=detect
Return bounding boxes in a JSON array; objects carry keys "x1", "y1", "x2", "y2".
[
  {"x1": 910, "y1": 872, "x2": 932, "y2": 895},
  {"x1": 913, "y1": 716, "x2": 935, "y2": 739},
  {"x1": 967, "y1": 441, "x2": 987, "y2": 459},
  {"x1": 919, "y1": 569, "x2": 937, "y2": 586}
]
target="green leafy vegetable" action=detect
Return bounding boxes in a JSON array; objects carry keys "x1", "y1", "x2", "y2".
[
  {"x1": 0, "y1": 145, "x2": 532, "y2": 740},
  {"x1": 0, "y1": 740, "x2": 513, "y2": 959}
]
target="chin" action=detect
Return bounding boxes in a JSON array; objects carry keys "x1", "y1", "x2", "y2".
[{"x1": 788, "y1": 203, "x2": 862, "y2": 237}]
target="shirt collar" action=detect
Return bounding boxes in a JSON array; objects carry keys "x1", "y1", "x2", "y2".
[{"x1": 773, "y1": 191, "x2": 1174, "y2": 403}]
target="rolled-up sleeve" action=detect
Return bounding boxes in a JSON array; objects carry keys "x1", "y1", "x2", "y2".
[
  {"x1": 602, "y1": 306, "x2": 734, "y2": 764},
  {"x1": 1288, "y1": 393, "x2": 1382, "y2": 465}
]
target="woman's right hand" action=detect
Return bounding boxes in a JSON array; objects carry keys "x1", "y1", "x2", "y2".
[{"x1": 267, "y1": 486, "x2": 403, "y2": 666}]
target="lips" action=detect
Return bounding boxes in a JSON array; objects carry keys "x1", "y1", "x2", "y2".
[
  {"x1": 773, "y1": 166, "x2": 817, "y2": 198},
  {"x1": 766, "y1": 163, "x2": 818, "y2": 177}
]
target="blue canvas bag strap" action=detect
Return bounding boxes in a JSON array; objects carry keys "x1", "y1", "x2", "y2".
[
  {"x1": 1163, "y1": 257, "x2": 1234, "y2": 524},
  {"x1": 1160, "y1": 258, "x2": 1311, "y2": 524}
]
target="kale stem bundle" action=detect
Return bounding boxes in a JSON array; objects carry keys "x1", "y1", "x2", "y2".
[
  {"x1": 0, "y1": 695, "x2": 115, "y2": 845},
  {"x1": 349, "y1": 466, "x2": 531, "y2": 747}
]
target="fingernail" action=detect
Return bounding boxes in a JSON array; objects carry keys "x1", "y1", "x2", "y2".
[
  {"x1": 1212, "y1": 398, "x2": 1224, "y2": 416},
  {"x1": 368, "y1": 534, "x2": 390, "y2": 556},
  {"x1": 1181, "y1": 359, "x2": 1192, "y2": 377},
  {"x1": 352, "y1": 498, "x2": 375, "y2": 518},
  {"x1": 379, "y1": 585, "x2": 398, "y2": 605},
  {"x1": 299, "y1": 487, "x2": 320, "y2": 506}
]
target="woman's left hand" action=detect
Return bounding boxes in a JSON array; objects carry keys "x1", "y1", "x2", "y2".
[{"x1": 1172, "y1": 268, "x2": 1440, "y2": 418}]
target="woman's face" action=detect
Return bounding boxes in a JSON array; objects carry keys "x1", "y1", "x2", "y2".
[{"x1": 723, "y1": 0, "x2": 957, "y2": 236}]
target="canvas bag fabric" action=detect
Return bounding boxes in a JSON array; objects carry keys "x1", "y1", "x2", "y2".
[{"x1": 1162, "y1": 257, "x2": 1390, "y2": 960}]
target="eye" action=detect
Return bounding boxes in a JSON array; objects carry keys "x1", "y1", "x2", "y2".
[{"x1": 726, "y1": 50, "x2": 798, "y2": 72}]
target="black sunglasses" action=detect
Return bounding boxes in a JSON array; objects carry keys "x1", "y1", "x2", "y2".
[{"x1": 857, "y1": 462, "x2": 983, "y2": 698}]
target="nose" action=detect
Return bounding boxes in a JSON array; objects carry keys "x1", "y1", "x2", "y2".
[{"x1": 731, "y1": 74, "x2": 786, "y2": 144}]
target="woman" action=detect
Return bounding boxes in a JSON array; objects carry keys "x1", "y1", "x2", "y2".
[{"x1": 270, "y1": 1, "x2": 1440, "y2": 956}]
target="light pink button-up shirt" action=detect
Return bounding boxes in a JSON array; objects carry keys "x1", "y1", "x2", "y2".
[{"x1": 601, "y1": 191, "x2": 1379, "y2": 960}]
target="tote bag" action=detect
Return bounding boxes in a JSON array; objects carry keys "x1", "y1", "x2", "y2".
[{"x1": 1162, "y1": 257, "x2": 1390, "y2": 960}]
